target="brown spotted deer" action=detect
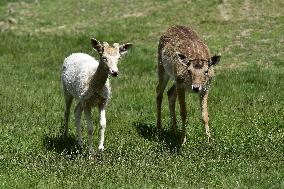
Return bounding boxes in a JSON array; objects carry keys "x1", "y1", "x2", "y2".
[{"x1": 156, "y1": 26, "x2": 221, "y2": 145}]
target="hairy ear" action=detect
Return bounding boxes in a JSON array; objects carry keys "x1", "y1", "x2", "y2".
[
  {"x1": 176, "y1": 52, "x2": 188, "y2": 66},
  {"x1": 209, "y1": 54, "x2": 221, "y2": 66},
  {"x1": 91, "y1": 38, "x2": 103, "y2": 54},
  {"x1": 119, "y1": 43, "x2": 133, "y2": 55}
]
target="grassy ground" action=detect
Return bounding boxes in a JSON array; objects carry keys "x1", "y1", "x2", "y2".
[{"x1": 0, "y1": 0, "x2": 284, "y2": 188}]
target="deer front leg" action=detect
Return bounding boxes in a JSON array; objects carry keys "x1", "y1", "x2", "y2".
[
  {"x1": 200, "y1": 91, "x2": 212, "y2": 145},
  {"x1": 98, "y1": 105, "x2": 107, "y2": 151},
  {"x1": 167, "y1": 84, "x2": 177, "y2": 134},
  {"x1": 177, "y1": 84, "x2": 187, "y2": 145}
]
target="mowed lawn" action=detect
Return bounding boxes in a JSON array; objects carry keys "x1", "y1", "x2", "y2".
[{"x1": 0, "y1": 0, "x2": 284, "y2": 188}]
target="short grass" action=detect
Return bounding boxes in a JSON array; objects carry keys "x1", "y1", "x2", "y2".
[{"x1": 0, "y1": 0, "x2": 284, "y2": 188}]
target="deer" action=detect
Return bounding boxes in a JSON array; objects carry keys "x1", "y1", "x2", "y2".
[
  {"x1": 156, "y1": 25, "x2": 221, "y2": 145},
  {"x1": 61, "y1": 38, "x2": 132, "y2": 153}
]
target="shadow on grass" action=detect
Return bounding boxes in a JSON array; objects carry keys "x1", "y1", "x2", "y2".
[
  {"x1": 43, "y1": 134, "x2": 81, "y2": 155},
  {"x1": 134, "y1": 121, "x2": 183, "y2": 153},
  {"x1": 43, "y1": 134, "x2": 105, "y2": 161}
]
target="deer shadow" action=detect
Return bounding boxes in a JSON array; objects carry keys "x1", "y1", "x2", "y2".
[
  {"x1": 133, "y1": 121, "x2": 183, "y2": 153},
  {"x1": 43, "y1": 133, "x2": 81, "y2": 156}
]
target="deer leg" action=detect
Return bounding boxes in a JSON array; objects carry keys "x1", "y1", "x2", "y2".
[
  {"x1": 177, "y1": 84, "x2": 187, "y2": 145},
  {"x1": 74, "y1": 102, "x2": 83, "y2": 148},
  {"x1": 63, "y1": 94, "x2": 73, "y2": 138},
  {"x1": 167, "y1": 84, "x2": 177, "y2": 134},
  {"x1": 98, "y1": 102, "x2": 107, "y2": 151},
  {"x1": 200, "y1": 92, "x2": 212, "y2": 145},
  {"x1": 84, "y1": 106, "x2": 94, "y2": 153},
  {"x1": 156, "y1": 63, "x2": 169, "y2": 133}
]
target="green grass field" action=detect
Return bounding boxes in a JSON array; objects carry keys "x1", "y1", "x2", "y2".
[{"x1": 0, "y1": 0, "x2": 284, "y2": 188}]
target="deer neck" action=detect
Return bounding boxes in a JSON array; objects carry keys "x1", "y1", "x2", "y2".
[{"x1": 90, "y1": 60, "x2": 109, "y2": 92}]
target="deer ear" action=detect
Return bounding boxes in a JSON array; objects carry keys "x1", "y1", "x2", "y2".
[
  {"x1": 176, "y1": 52, "x2": 188, "y2": 66},
  {"x1": 209, "y1": 54, "x2": 221, "y2": 66},
  {"x1": 119, "y1": 43, "x2": 133, "y2": 55},
  {"x1": 91, "y1": 38, "x2": 103, "y2": 54}
]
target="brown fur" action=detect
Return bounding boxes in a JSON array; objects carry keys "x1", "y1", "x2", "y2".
[
  {"x1": 103, "y1": 46, "x2": 119, "y2": 56},
  {"x1": 159, "y1": 25, "x2": 210, "y2": 61},
  {"x1": 156, "y1": 25, "x2": 221, "y2": 145}
]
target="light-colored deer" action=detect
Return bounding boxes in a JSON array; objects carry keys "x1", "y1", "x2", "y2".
[
  {"x1": 61, "y1": 38, "x2": 132, "y2": 152},
  {"x1": 156, "y1": 25, "x2": 221, "y2": 145}
]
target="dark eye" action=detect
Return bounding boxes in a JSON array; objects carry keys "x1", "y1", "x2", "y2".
[
  {"x1": 205, "y1": 70, "x2": 209, "y2": 74},
  {"x1": 102, "y1": 57, "x2": 107, "y2": 62},
  {"x1": 188, "y1": 69, "x2": 191, "y2": 74}
]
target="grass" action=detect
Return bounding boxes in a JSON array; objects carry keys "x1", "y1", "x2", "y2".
[{"x1": 0, "y1": 0, "x2": 284, "y2": 188}]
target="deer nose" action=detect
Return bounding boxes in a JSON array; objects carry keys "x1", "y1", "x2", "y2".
[
  {"x1": 192, "y1": 85, "x2": 201, "y2": 92},
  {"x1": 111, "y1": 70, "x2": 119, "y2": 77}
]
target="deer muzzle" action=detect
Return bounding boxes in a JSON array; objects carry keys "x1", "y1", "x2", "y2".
[
  {"x1": 111, "y1": 70, "x2": 119, "y2": 77},
  {"x1": 192, "y1": 84, "x2": 202, "y2": 92}
]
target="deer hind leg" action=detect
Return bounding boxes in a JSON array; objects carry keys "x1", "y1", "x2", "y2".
[
  {"x1": 167, "y1": 83, "x2": 177, "y2": 134},
  {"x1": 63, "y1": 93, "x2": 73, "y2": 138},
  {"x1": 84, "y1": 105, "x2": 94, "y2": 153},
  {"x1": 200, "y1": 92, "x2": 212, "y2": 145},
  {"x1": 74, "y1": 102, "x2": 83, "y2": 148},
  {"x1": 156, "y1": 63, "x2": 169, "y2": 133},
  {"x1": 176, "y1": 84, "x2": 187, "y2": 145}
]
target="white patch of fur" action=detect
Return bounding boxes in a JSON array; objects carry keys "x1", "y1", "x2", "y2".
[
  {"x1": 62, "y1": 53, "x2": 110, "y2": 100},
  {"x1": 62, "y1": 52, "x2": 111, "y2": 152}
]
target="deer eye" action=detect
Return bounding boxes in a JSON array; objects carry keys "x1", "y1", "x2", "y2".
[
  {"x1": 205, "y1": 70, "x2": 209, "y2": 74},
  {"x1": 102, "y1": 57, "x2": 107, "y2": 62},
  {"x1": 188, "y1": 69, "x2": 191, "y2": 74}
]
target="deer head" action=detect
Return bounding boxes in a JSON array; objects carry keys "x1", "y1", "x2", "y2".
[
  {"x1": 91, "y1": 38, "x2": 133, "y2": 77},
  {"x1": 177, "y1": 52, "x2": 221, "y2": 92}
]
